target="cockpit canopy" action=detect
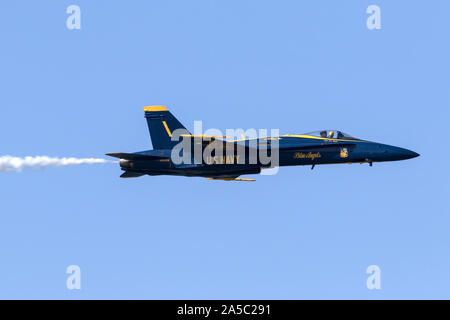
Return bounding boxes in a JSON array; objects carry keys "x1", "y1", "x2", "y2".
[{"x1": 304, "y1": 130, "x2": 358, "y2": 140}]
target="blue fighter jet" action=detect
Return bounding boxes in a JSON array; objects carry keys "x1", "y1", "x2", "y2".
[{"x1": 106, "y1": 106, "x2": 419, "y2": 181}]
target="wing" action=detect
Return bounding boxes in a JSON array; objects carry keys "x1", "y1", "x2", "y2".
[{"x1": 206, "y1": 177, "x2": 255, "y2": 182}]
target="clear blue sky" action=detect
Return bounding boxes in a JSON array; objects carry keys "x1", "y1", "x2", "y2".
[{"x1": 0, "y1": 0, "x2": 448, "y2": 299}]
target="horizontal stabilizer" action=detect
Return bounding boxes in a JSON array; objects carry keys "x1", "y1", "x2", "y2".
[
  {"x1": 105, "y1": 153, "x2": 169, "y2": 161},
  {"x1": 120, "y1": 171, "x2": 145, "y2": 178}
]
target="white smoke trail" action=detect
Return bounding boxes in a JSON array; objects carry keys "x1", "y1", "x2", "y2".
[{"x1": 0, "y1": 155, "x2": 116, "y2": 172}]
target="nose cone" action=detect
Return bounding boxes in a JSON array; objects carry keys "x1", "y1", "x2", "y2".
[
  {"x1": 387, "y1": 146, "x2": 420, "y2": 161},
  {"x1": 404, "y1": 149, "x2": 420, "y2": 159}
]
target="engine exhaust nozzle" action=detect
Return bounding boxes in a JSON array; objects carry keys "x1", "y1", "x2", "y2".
[{"x1": 119, "y1": 159, "x2": 133, "y2": 169}]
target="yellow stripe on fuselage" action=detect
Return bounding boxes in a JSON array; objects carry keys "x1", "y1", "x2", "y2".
[
  {"x1": 180, "y1": 134, "x2": 230, "y2": 139},
  {"x1": 282, "y1": 134, "x2": 368, "y2": 143},
  {"x1": 219, "y1": 134, "x2": 368, "y2": 143}
]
